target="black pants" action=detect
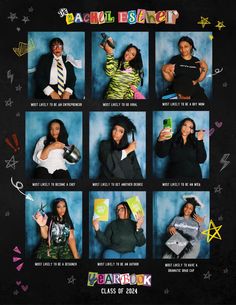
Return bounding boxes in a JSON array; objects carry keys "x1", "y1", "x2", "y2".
[{"x1": 34, "y1": 167, "x2": 71, "y2": 179}]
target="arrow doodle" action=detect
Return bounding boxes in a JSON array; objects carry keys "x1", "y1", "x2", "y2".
[{"x1": 10, "y1": 177, "x2": 34, "y2": 201}]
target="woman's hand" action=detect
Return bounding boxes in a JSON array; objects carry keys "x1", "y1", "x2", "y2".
[
  {"x1": 196, "y1": 130, "x2": 205, "y2": 141},
  {"x1": 100, "y1": 37, "x2": 114, "y2": 55},
  {"x1": 50, "y1": 141, "x2": 65, "y2": 150},
  {"x1": 61, "y1": 91, "x2": 71, "y2": 100},
  {"x1": 125, "y1": 141, "x2": 137, "y2": 155},
  {"x1": 92, "y1": 218, "x2": 100, "y2": 231},
  {"x1": 162, "y1": 64, "x2": 175, "y2": 75},
  {"x1": 168, "y1": 226, "x2": 176, "y2": 235},
  {"x1": 32, "y1": 211, "x2": 48, "y2": 227},
  {"x1": 135, "y1": 213, "x2": 144, "y2": 230},
  {"x1": 158, "y1": 128, "x2": 172, "y2": 142},
  {"x1": 50, "y1": 91, "x2": 61, "y2": 100},
  {"x1": 193, "y1": 214, "x2": 205, "y2": 224}
]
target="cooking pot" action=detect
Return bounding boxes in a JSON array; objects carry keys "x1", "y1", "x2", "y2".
[{"x1": 63, "y1": 145, "x2": 81, "y2": 163}]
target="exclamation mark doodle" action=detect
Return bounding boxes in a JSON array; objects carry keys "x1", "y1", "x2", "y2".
[{"x1": 5, "y1": 133, "x2": 20, "y2": 154}]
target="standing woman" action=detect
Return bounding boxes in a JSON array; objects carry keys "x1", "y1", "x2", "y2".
[
  {"x1": 99, "y1": 114, "x2": 143, "y2": 179},
  {"x1": 163, "y1": 196, "x2": 205, "y2": 259},
  {"x1": 101, "y1": 37, "x2": 144, "y2": 99},
  {"x1": 33, "y1": 198, "x2": 80, "y2": 259},
  {"x1": 92, "y1": 201, "x2": 146, "y2": 259},
  {"x1": 161, "y1": 36, "x2": 208, "y2": 100},
  {"x1": 33, "y1": 119, "x2": 74, "y2": 179},
  {"x1": 155, "y1": 118, "x2": 206, "y2": 179},
  {"x1": 35, "y1": 37, "x2": 76, "y2": 99}
]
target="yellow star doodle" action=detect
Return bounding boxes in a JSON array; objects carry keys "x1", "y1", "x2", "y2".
[
  {"x1": 201, "y1": 219, "x2": 222, "y2": 242},
  {"x1": 215, "y1": 21, "x2": 226, "y2": 31},
  {"x1": 197, "y1": 16, "x2": 211, "y2": 28}
]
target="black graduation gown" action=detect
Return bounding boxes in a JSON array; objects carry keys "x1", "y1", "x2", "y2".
[{"x1": 99, "y1": 140, "x2": 143, "y2": 179}]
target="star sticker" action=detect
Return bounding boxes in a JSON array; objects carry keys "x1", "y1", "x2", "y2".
[
  {"x1": 8, "y1": 12, "x2": 18, "y2": 22},
  {"x1": 202, "y1": 219, "x2": 222, "y2": 242},
  {"x1": 223, "y1": 268, "x2": 228, "y2": 274},
  {"x1": 67, "y1": 275, "x2": 76, "y2": 284},
  {"x1": 215, "y1": 21, "x2": 226, "y2": 31},
  {"x1": 28, "y1": 7, "x2": 34, "y2": 13},
  {"x1": 218, "y1": 215, "x2": 223, "y2": 221},
  {"x1": 5, "y1": 155, "x2": 19, "y2": 170},
  {"x1": 164, "y1": 288, "x2": 169, "y2": 294},
  {"x1": 203, "y1": 271, "x2": 212, "y2": 280},
  {"x1": 16, "y1": 112, "x2": 21, "y2": 117},
  {"x1": 5, "y1": 98, "x2": 14, "y2": 107},
  {"x1": 13, "y1": 289, "x2": 19, "y2": 295},
  {"x1": 214, "y1": 185, "x2": 223, "y2": 194},
  {"x1": 223, "y1": 82, "x2": 228, "y2": 87},
  {"x1": 15, "y1": 84, "x2": 22, "y2": 92},
  {"x1": 5, "y1": 211, "x2": 10, "y2": 216},
  {"x1": 22, "y1": 16, "x2": 30, "y2": 24},
  {"x1": 197, "y1": 16, "x2": 211, "y2": 28}
]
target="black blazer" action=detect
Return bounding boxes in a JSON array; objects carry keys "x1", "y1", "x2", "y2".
[{"x1": 34, "y1": 53, "x2": 76, "y2": 98}]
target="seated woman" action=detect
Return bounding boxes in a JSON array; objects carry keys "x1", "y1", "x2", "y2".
[
  {"x1": 33, "y1": 198, "x2": 80, "y2": 259},
  {"x1": 34, "y1": 37, "x2": 76, "y2": 99},
  {"x1": 101, "y1": 36, "x2": 144, "y2": 99},
  {"x1": 33, "y1": 119, "x2": 75, "y2": 179},
  {"x1": 92, "y1": 201, "x2": 146, "y2": 259},
  {"x1": 99, "y1": 114, "x2": 143, "y2": 179},
  {"x1": 162, "y1": 196, "x2": 205, "y2": 259},
  {"x1": 155, "y1": 117, "x2": 206, "y2": 179},
  {"x1": 161, "y1": 36, "x2": 208, "y2": 100}
]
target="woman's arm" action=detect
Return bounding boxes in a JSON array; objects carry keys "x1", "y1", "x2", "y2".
[
  {"x1": 94, "y1": 220, "x2": 113, "y2": 247},
  {"x1": 134, "y1": 214, "x2": 146, "y2": 246},
  {"x1": 104, "y1": 54, "x2": 119, "y2": 77},
  {"x1": 68, "y1": 229, "x2": 80, "y2": 259},
  {"x1": 131, "y1": 151, "x2": 143, "y2": 179},
  {"x1": 154, "y1": 131, "x2": 173, "y2": 158},
  {"x1": 193, "y1": 59, "x2": 208, "y2": 85},
  {"x1": 195, "y1": 131, "x2": 207, "y2": 163},
  {"x1": 32, "y1": 211, "x2": 48, "y2": 239},
  {"x1": 40, "y1": 141, "x2": 65, "y2": 160}
]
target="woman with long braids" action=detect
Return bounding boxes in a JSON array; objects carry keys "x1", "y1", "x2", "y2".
[
  {"x1": 33, "y1": 198, "x2": 80, "y2": 259},
  {"x1": 99, "y1": 114, "x2": 143, "y2": 179},
  {"x1": 155, "y1": 117, "x2": 206, "y2": 179},
  {"x1": 101, "y1": 36, "x2": 144, "y2": 99},
  {"x1": 32, "y1": 119, "x2": 75, "y2": 179}
]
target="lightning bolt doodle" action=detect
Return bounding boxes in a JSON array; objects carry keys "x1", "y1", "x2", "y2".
[
  {"x1": 7, "y1": 70, "x2": 14, "y2": 84},
  {"x1": 220, "y1": 154, "x2": 230, "y2": 172}
]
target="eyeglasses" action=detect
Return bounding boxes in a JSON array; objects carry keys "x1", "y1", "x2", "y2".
[
  {"x1": 117, "y1": 207, "x2": 126, "y2": 213},
  {"x1": 52, "y1": 44, "x2": 63, "y2": 50}
]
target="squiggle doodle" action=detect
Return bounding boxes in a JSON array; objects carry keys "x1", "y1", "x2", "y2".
[
  {"x1": 10, "y1": 177, "x2": 34, "y2": 201},
  {"x1": 207, "y1": 67, "x2": 223, "y2": 78}
]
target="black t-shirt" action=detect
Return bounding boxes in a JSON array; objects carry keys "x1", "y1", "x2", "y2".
[{"x1": 169, "y1": 55, "x2": 200, "y2": 81}]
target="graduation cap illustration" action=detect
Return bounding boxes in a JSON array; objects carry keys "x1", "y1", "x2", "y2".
[
  {"x1": 109, "y1": 114, "x2": 136, "y2": 140},
  {"x1": 165, "y1": 231, "x2": 189, "y2": 255},
  {"x1": 182, "y1": 194, "x2": 204, "y2": 209}
]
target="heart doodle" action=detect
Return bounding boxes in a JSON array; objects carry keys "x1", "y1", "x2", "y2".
[
  {"x1": 215, "y1": 121, "x2": 223, "y2": 128},
  {"x1": 21, "y1": 285, "x2": 29, "y2": 292},
  {"x1": 16, "y1": 281, "x2": 21, "y2": 286}
]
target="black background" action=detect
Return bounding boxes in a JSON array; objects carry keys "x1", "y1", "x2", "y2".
[{"x1": 0, "y1": 0, "x2": 236, "y2": 304}]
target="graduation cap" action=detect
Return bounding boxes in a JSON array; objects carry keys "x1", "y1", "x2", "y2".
[
  {"x1": 183, "y1": 194, "x2": 204, "y2": 208},
  {"x1": 109, "y1": 114, "x2": 136, "y2": 134}
]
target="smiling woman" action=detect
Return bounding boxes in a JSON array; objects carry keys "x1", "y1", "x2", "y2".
[
  {"x1": 32, "y1": 119, "x2": 75, "y2": 179},
  {"x1": 92, "y1": 201, "x2": 146, "y2": 259},
  {"x1": 33, "y1": 198, "x2": 80, "y2": 259}
]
